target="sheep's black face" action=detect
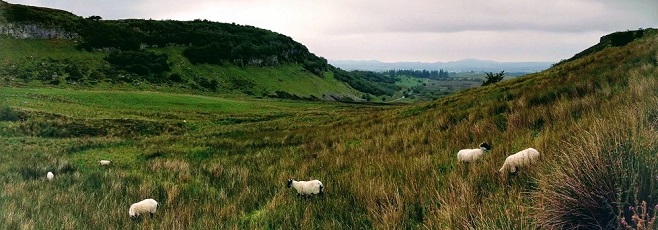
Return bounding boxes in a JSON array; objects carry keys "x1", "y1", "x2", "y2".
[
  {"x1": 480, "y1": 142, "x2": 492, "y2": 151},
  {"x1": 287, "y1": 179, "x2": 293, "y2": 188}
]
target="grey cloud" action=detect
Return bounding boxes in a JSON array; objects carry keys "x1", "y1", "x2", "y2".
[
  {"x1": 319, "y1": 0, "x2": 656, "y2": 34},
  {"x1": 12, "y1": 0, "x2": 654, "y2": 33}
]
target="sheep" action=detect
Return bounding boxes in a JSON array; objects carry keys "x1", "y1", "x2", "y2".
[
  {"x1": 457, "y1": 142, "x2": 492, "y2": 162},
  {"x1": 99, "y1": 160, "x2": 111, "y2": 166},
  {"x1": 129, "y1": 198, "x2": 159, "y2": 219},
  {"x1": 46, "y1": 171, "x2": 54, "y2": 181},
  {"x1": 499, "y1": 148, "x2": 540, "y2": 174},
  {"x1": 287, "y1": 179, "x2": 324, "y2": 196}
]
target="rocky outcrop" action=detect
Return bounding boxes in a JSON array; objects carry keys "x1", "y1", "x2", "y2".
[{"x1": 0, "y1": 23, "x2": 77, "y2": 39}]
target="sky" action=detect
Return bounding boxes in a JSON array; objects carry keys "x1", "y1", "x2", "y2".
[{"x1": 8, "y1": 0, "x2": 658, "y2": 63}]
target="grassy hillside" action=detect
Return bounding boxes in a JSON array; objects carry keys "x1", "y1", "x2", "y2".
[
  {"x1": 0, "y1": 28, "x2": 656, "y2": 229},
  {"x1": 0, "y1": 35, "x2": 365, "y2": 99},
  {"x1": 0, "y1": 1, "x2": 404, "y2": 101}
]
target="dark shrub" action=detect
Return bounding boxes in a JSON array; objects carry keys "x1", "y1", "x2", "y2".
[
  {"x1": 0, "y1": 106, "x2": 22, "y2": 121},
  {"x1": 105, "y1": 51, "x2": 170, "y2": 78},
  {"x1": 534, "y1": 132, "x2": 658, "y2": 229}
]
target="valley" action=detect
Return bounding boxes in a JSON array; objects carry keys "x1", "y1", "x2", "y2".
[{"x1": 1, "y1": 1, "x2": 658, "y2": 229}]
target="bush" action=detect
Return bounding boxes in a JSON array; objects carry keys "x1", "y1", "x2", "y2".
[
  {"x1": 182, "y1": 42, "x2": 232, "y2": 65},
  {"x1": 196, "y1": 77, "x2": 219, "y2": 91},
  {"x1": 482, "y1": 71, "x2": 505, "y2": 86},
  {"x1": 78, "y1": 21, "x2": 142, "y2": 51},
  {"x1": 533, "y1": 121, "x2": 658, "y2": 229},
  {"x1": 105, "y1": 51, "x2": 171, "y2": 77},
  {"x1": 168, "y1": 73, "x2": 183, "y2": 83},
  {"x1": 331, "y1": 68, "x2": 399, "y2": 96},
  {"x1": 0, "y1": 106, "x2": 21, "y2": 121},
  {"x1": 534, "y1": 146, "x2": 621, "y2": 229}
]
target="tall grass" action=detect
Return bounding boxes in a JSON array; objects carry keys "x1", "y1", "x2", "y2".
[{"x1": 533, "y1": 62, "x2": 658, "y2": 229}]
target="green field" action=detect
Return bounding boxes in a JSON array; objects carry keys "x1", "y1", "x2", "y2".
[
  {"x1": 1, "y1": 26, "x2": 658, "y2": 229},
  {"x1": 393, "y1": 75, "x2": 483, "y2": 101},
  {"x1": 0, "y1": 87, "x2": 334, "y2": 118}
]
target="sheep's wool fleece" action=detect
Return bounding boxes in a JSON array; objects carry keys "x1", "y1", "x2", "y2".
[{"x1": 129, "y1": 199, "x2": 158, "y2": 217}]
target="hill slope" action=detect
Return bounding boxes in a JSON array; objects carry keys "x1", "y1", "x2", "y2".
[
  {"x1": 390, "y1": 27, "x2": 658, "y2": 228},
  {"x1": 0, "y1": 1, "x2": 403, "y2": 100}
]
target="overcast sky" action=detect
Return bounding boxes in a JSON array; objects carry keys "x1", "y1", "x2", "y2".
[{"x1": 9, "y1": 0, "x2": 658, "y2": 63}]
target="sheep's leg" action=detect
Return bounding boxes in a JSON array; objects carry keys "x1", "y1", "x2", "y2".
[{"x1": 150, "y1": 212, "x2": 154, "y2": 218}]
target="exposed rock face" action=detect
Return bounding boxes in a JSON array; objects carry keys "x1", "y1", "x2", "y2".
[{"x1": 0, "y1": 23, "x2": 78, "y2": 39}]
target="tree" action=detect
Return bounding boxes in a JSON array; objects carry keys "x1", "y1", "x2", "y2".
[
  {"x1": 86, "y1": 15, "x2": 102, "y2": 21},
  {"x1": 482, "y1": 71, "x2": 505, "y2": 86}
]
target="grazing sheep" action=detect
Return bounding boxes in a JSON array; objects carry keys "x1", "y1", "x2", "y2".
[
  {"x1": 457, "y1": 142, "x2": 492, "y2": 162},
  {"x1": 129, "y1": 198, "x2": 159, "y2": 218},
  {"x1": 287, "y1": 179, "x2": 324, "y2": 196},
  {"x1": 46, "y1": 171, "x2": 54, "y2": 181},
  {"x1": 499, "y1": 148, "x2": 540, "y2": 174},
  {"x1": 99, "y1": 160, "x2": 111, "y2": 166}
]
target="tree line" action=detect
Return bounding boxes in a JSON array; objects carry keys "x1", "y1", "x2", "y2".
[
  {"x1": 384, "y1": 69, "x2": 451, "y2": 79},
  {"x1": 332, "y1": 67, "x2": 400, "y2": 96}
]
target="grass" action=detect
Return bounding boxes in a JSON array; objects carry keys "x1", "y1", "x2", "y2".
[
  {"x1": 0, "y1": 38, "x2": 101, "y2": 61},
  {"x1": 0, "y1": 38, "x2": 362, "y2": 99},
  {"x1": 0, "y1": 30, "x2": 657, "y2": 229},
  {"x1": 0, "y1": 87, "x2": 334, "y2": 119}
]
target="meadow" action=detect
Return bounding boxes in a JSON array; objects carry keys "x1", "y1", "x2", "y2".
[{"x1": 1, "y1": 32, "x2": 658, "y2": 229}]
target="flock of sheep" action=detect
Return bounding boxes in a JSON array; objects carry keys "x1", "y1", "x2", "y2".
[
  {"x1": 46, "y1": 160, "x2": 160, "y2": 219},
  {"x1": 43, "y1": 159, "x2": 325, "y2": 220},
  {"x1": 42, "y1": 142, "x2": 535, "y2": 220},
  {"x1": 457, "y1": 142, "x2": 541, "y2": 174}
]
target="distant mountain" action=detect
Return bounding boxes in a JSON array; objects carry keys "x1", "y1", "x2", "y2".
[{"x1": 330, "y1": 59, "x2": 554, "y2": 73}]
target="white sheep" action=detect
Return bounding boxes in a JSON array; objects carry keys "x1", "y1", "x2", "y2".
[
  {"x1": 287, "y1": 179, "x2": 324, "y2": 196},
  {"x1": 499, "y1": 148, "x2": 541, "y2": 174},
  {"x1": 129, "y1": 198, "x2": 159, "y2": 218},
  {"x1": 457, "y1": 142, "x2": 492, "y2": 162},
  {"x1": 99, "y1": 160, "x2": 111, "y2": 166},
  {"x1": 46, "y1": 171, "x2": 54, "y2": 181}
]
